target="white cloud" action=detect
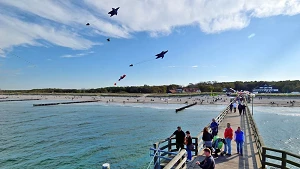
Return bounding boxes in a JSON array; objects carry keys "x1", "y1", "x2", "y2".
[
  {"x1": 61, "y1": 51, "x2": 94, "y2": 58},
  {"x1": 84, "y1": 0, "x2": 300, "y2": 34},
  {"x1": 1, "y1": 0, "x2": 300, "y2": 52},
  {"x1": 0, "y1": 14, "x2": 97, "y2": 51},
  {"x1": 192, "y1": 65, "x2": 198, "y2": 68},
  {"x1": 248, "y1": 33, "x2": 256, "y2": 39}
]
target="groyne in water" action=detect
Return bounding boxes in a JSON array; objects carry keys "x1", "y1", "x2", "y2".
[
  {"x1": 175, "y1": 102, "x2": 197, "y2": 112},
  {"x1": 0, "y1": 99, "x2": 40, "y2": 102},
  {"x1": 33, "y1": 100, "x2": 99, "y2": 107}
]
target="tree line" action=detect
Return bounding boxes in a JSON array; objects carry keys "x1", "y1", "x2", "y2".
[{"x1": 2, "y1": 80, "x2": 300, "y2": 93}]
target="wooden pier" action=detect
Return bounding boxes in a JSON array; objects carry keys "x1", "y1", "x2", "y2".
[
  {"x1": 175, "y1": 102, "x2": 197, "y2": 112},
  {"x1": 0, "y1": 99, "x2": 40, "y2": 102},
  {"x1": 151, "y1": 98, "x2": 300, "y2": 169},
  {"x1": 33, "y1": 100, "x2": 99, "y2": 106}
]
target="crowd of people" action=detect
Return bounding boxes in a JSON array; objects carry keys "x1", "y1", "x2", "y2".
[
  {"x1": 229, "y1": 100, "x2": 247, "y2": 115},
  {"x1": 169, "y1": 98, "x2": 246, "y2": 169}
]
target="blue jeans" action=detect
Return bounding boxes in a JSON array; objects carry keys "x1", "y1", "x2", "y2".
[
  {"x1": 236, "y1": 141, "x2": 243, "y2": 154},
  {"x1": 186, "y1": 146, "x2": 192, "y2": 160},
  {"x1": 224, "y1": 138, "x2": 232, "y2": 154}
]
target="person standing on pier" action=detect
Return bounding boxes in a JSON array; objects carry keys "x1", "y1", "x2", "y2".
[
  {"x1": 210, "y1": 119, "x2": 219, "y2": 137},
  {"x1": 242, "y1": 104, "x2": 246, "y2": 115},
  {"x1": 238, "y1": 103, "x2": 243, "y2": 115},
  {"x1": 223, "y1": 123, "x2": 233, "y2": 156},
  {"x1": 185, "y1": 131, "x2": 193, "y2": 161},
  {"x1": 229, "y1": 102, "x2": 233, "y2": 112},
  {"x1": 169, "y1": 126, "x2": 185, "y2": 151},
  {"x1": 202, "y1": 127, "x2": 213, "y2": 152},
  {"x1": 235, "y1": 127, "x2": 245, "y2": 156},
  {"x1": 195, "y1": 148, "x2": 215, "y2": 169},
  {"x1": 233, "y1": 102, "x2": 237, "y2": 113}
]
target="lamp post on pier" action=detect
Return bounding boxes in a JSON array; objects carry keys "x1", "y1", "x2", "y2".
[{"x1": 250, "y1": 93, "x2": 255, "y2": 115}]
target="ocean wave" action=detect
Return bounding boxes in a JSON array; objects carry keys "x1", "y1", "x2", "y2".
[{"x1": 276, "y1": 113, "x2": 300, "y2": 117}]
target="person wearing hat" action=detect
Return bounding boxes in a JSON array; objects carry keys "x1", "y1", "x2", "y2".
[{"x1": 169, "y1": 126, "x2": 185, "y2": 151}]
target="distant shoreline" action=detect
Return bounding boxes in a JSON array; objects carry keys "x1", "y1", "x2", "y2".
[
  {"x1": 2, "y1": 92, "x2": 300, "y2": 97},
  {"x1": 1, "y1": 94, "x2": 300, "y2": 107}
]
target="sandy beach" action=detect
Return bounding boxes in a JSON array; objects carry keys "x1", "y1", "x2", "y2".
[{"x1": 1, "y1": 94, "x2": 300, "y2": 107}]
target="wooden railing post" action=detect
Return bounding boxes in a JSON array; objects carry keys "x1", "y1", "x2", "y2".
[
  {"x1": 262, "y1": 147, "x2": 266, "y2": 169},
  {"x1": 282, "y1": 152, "x2": 287, "y2": 169},
  {"x1": 153, "y1": 143, "x2": 159, "y2": 169},
  {"x1": 168, "y1": 139, "x2": 172, "y2": 152},
  {"x1": 195, "y1": 138, "x2": 198, "y2": 156}
]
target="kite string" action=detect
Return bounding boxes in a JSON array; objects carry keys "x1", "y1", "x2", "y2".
[
  {"x1": 134, "y1": 58, "x2": 155, "y2": 65},
  {"x1": 0, "y1": 47, "x2": 37, "y2": 67}
]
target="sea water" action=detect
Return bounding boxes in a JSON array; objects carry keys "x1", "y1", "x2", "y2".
[
  {"x1": 1, "y1": 102, "x2": 299, "y2": 169},
  {"x1": 252, "y1": 106, "x2": 300, "y2": 167},
  {"x1": 0, "y1": 101, "x2": 224, "y2": 169}
]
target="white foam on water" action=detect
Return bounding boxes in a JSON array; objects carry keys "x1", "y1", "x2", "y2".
[{"x1": 276, "y1": 113, "x2": 300, "y2": 117}]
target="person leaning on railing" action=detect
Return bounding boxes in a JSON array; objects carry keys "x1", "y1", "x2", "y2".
[
  {"x1": 169, "y1": 126, "x2": 185, "y2": 151},
  {"x1": 210, "y1": 118, "x2": 219, "y2": 137}
]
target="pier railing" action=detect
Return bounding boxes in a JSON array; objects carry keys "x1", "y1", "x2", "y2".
[
  {"x1": 245, "y1": 104, "x2": 265, "y2": 168},
  {"x1": 164, "y1": 149, "x2": 187, "y2": 169},
  {"x1": 245, "y1": 96, "x2": 300, "y2": 169},
  {"x1": 151, "y1": 104, "x2": 230, "y2": 169},
  {"x1": 262, "y1": 147, "x2": 300, "y2": 169}
]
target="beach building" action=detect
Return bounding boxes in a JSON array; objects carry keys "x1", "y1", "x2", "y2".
[
  {"x1": 252, "y1": 84, "x2": 279, "y2": 93},
  {"x1": 183, "y1": 88, "x2": 201, "y2": 93},
  {"x1": 175, "y1": 88, "x2": 183, "y2": 93}
]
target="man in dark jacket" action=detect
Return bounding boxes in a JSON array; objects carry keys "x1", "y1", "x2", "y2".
[
  {"x1": 242, "y1": 104, "x2": 246, "y2": 115},
  {"x1": 229, "y1": 103, "x2": 233, "y2": 112},
  {"x1": 169, "y1": 126, "x2": 185, "y2": 151},
  {"x1": 196, "y1": 148, "x2": 215, "y2": 169},
  {"x1": 238, "y1": 104, "x2": 243, "y2": 115}
]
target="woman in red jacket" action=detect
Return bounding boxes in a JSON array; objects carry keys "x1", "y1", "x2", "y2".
[{"x1": 223, "y1": 123, "x2": 233, "y2": 156}]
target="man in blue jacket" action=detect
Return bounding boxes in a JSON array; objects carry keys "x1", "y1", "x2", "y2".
[
  {"x1": 210, "y1": 118, "x2": 219, "y2": 137},
  {"x1": 234, "y1": 127, "x2": 245, "y2": 156}
]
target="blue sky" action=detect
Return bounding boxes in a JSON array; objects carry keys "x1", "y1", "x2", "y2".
[{"x1": 1, "y1": 0, "x2": 300, "y2": 90}]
